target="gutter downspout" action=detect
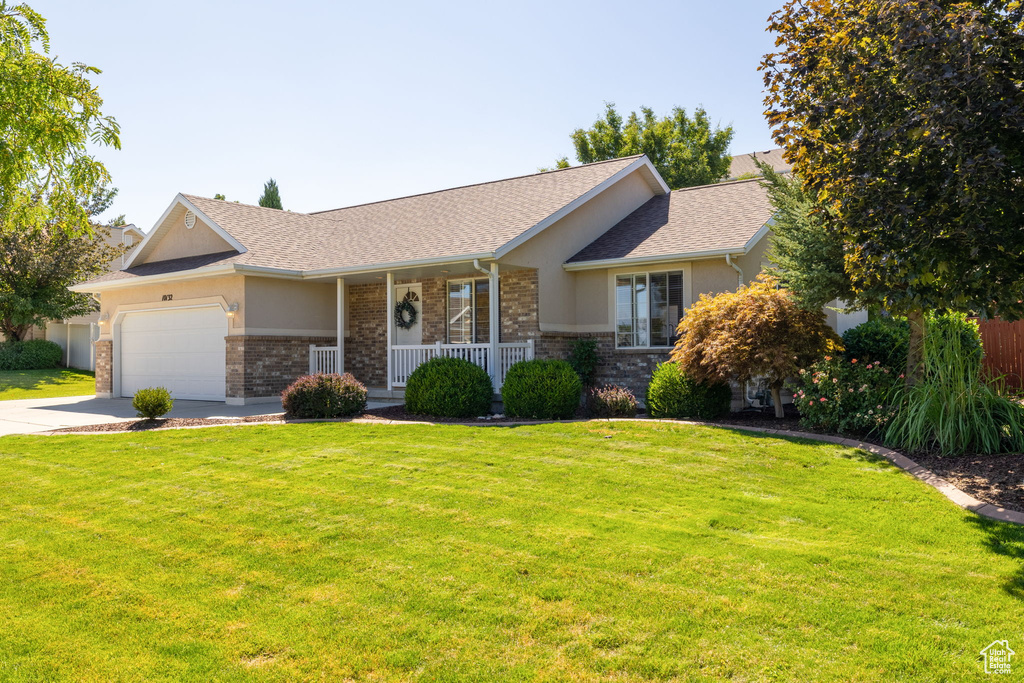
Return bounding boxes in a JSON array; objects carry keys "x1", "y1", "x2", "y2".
[
  {"x1": 726, "y1": 254, "x2": 743, "y2": 289},
  {"x1": 472, "y1": 259, "x2": 490, "y2": 276}
]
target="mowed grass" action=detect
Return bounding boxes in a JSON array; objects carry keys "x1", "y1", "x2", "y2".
[
  {"x1": 0, "y1": 422, "x2": 1022, "y2": 682},
  {"x1": 0, "y1": 368, "x2": 95, "y2": 401}
]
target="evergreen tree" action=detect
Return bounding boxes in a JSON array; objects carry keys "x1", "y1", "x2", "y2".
[{"x1": 258, "y1": 179, "x2": 282, "y2": 209}]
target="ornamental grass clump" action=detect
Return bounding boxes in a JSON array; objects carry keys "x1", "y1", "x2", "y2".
[
  {"x1": 502, "y1": 359, "x2": 581, "y2": 420},
  {"x1": 281, "y1": 373, "x2": 367, "y2": 419},
  {"x1": 587, "y1": 384, "x2": 638, "y2": 418},
  {"x1": 404, "y1": 357, "x2": 493, "y2": 418},
  {"x1": 791, "y1": 355, "x2": 900, "y2": 435},
  {"x1": 885, "y1": 314, "x2": 1024, "y2": 456}
]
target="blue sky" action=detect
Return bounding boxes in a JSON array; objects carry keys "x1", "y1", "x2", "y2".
[{"x1": 36, "y1": 0, "x2": 781, "y2": 230}]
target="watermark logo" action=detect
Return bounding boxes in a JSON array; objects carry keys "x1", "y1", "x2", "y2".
[{"x1": 981, "y1": 640, "x2": 1015, "y2": 674}]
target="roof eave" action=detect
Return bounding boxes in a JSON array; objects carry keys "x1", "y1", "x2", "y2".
[
  {"x1": 300, "y1": 252, "x2": 497, "y2": 279},
  {"x1": 562, "y1": 248, "x2": 748, "y2": 272},
  {"x1": 69, "y1": 263, "x2": 306, "y2": 293}
]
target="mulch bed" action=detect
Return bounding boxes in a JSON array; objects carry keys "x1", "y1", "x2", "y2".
[
  {"x1": 912, "y1": 452, "x2": 1024, "y2": 513},
  {"x1": 45, "y1": 404, "x2": 1024, "y2": 513}
]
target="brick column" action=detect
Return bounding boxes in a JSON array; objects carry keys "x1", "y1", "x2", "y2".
[{"x1": 94, "y1": 340, "x2": 113, "y2": 397}]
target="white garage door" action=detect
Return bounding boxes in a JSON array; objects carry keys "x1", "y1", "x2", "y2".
[{"x1": 120, "y1": 307, "x2": 227, "y2": 400}]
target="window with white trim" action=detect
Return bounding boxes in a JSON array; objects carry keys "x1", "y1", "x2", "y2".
[
  {"x1": 615, "y1": 271, "x2": 683, "y2": 348},
  {"x1": 447, "y1": 278, "x2": 490, "y2": 343}
]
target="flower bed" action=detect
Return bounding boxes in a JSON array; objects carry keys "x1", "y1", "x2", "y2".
[{"x1": 791, "y1": 355, "x2": 901, "y2": 436}]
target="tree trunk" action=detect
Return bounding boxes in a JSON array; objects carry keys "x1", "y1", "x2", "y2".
[
  {"x1": 771, "y1": 383, "x2": 785, "y2": 418},
  {"x1": 0, "y1": 320, "x2": 26, "y2": 342},
  {"x1": 905, "y1": 308, "x2": 926, "y2": 386}
]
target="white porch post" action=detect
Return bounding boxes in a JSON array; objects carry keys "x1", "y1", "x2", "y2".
[
  {"x1": 489, "y1": 262, "x2": 499, "y2": 385},
  {"x1": 336, "y1": 278, "x2": 345, "y2": 374},
  {"x1": 386, "y1": 272, "x2": 394, "y2": 390}
]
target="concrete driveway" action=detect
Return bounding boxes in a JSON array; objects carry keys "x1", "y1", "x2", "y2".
[{"x1": 0, "y1": 396, "x2": 284, "y2": 436}]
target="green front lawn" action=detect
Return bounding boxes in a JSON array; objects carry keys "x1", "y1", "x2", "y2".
[
  {"x1": 0, "y1": 422, "x2": 1020, "y2": 681},
  {"x1": 0, "y1": 368, "x2": 95, "y2": 401}
]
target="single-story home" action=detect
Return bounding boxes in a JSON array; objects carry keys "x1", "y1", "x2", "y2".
[{"x1": 73, "y1": 153, "x2": 861, "y2": 405}]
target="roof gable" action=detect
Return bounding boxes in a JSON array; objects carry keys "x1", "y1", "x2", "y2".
[
  {"x1": 566, "y1": 178, "x2": 773, "y2": 267},
  {"x1": 123, "y1": 195, "x2": 246, "y2": 269}
]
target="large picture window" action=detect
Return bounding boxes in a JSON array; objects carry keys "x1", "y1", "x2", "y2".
[
  {"x1": 447, "y1": 278, "x2": 490, "y2": 343},
  {"x1": 615, "y1": 271, "x2": 683, "y2": 348}
]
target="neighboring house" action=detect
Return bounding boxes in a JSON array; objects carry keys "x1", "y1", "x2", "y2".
[
  {"x1": 44, "y1": 224, "x2": 144, "y2": 371},
  {"x1": 72, "y1": 154, "x2": 852, "y2": 405},
  {"x1": 728, "y1": 148, "x2": 792, "y2": 179}
]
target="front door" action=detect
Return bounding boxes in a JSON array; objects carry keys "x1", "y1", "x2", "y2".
[{"x1": 394, "y1": 283, "x2": 422, "y2": 346}]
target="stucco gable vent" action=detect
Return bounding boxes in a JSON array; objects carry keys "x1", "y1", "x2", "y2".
[{"x1": 184, "y1": 210, "x2": 196, "y2": 229}]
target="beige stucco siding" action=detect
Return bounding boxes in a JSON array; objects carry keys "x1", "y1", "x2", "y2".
[
  {"x1": 95, "y1": 275, "x2": 245, "y2": 340},
  {"x1": 564, "y1": 230, "x2": 774, "y2": 333},
  {"x1": 243, "y1": 278, "x2": 336, "y2": 335},
  {"x1": 501, "y1": 171, "x2": 657, "y2": 330},
  {"x1": 142, "y1": 204, "x2": 236, "y2": 264}
]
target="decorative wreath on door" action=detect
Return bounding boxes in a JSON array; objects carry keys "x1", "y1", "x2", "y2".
[{"x1": 394, "y1": 299, "x2": 418, "y2": 330}]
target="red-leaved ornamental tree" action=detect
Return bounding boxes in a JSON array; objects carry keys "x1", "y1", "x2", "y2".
[{"x1": 671, "y1": 275, "x2": 840, "y2": 418}]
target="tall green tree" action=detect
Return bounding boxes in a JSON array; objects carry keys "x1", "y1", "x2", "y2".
[
  {"x1": 762, "y1": 0, "x2": 1024, "y2": 383},
  {"x1": 556, "y1": 103, "x2": 734, "y2": 188},
  {"x1": 0, "y1": 183, "x2": 126, "y2": 340},
  {"x1": 0, "y1": 2, "x2": 120, "y2": 236},
  {"x1": 258, "y1": 179, "x2": 282, "y2": 209},
  {"x1": 759, "y1": 161, "x2": 853, "y2": 310}
]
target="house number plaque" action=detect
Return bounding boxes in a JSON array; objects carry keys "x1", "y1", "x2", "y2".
[{"x1": 162, "y1": 294, "x2": 173, "y2": 301}]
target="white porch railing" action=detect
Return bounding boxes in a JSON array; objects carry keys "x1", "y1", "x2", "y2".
[
  {"x1": 391, "y1": 340, "x2": 535, "y2": 388},
  {"x1": 309, "y1": 345, "x2": 340, "y2": 375},
  {"x1": 308, "y1": 340, "x2": 535, "y2": 389}
]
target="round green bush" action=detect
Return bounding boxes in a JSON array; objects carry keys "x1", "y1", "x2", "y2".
[
  {"x1": 281, "y1": 372, "x2": 368, "y2": 419},
  {"x1": 0, "y1": 339, "x2": 63, "y2": 370},
  {"x1": 132, "y1": 387, "x2": 174, "y2": 419},
  {"x1": 645, "y1": 362, "x2": 732, "y2": 419},
  {"x1": 404, "y1": 356, "x2": 493, "y2": 418},
  {"x1": 502, "y1": 359, "x2": 582, "y2": 419},
  {"x1": 842, "y1": 317, "x2": 909, "y2": 370}
]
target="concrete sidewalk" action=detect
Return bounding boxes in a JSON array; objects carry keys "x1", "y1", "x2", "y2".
[{"x1": 0, "y1": 396, "x2": 285, "y2": 436}]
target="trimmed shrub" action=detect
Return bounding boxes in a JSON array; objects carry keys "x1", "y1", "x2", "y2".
[
  {"x1": 502, "y1": 359, "x2": 582, "y2": 419},
  {"x1": 587, "y1": 384, "x2": 638, "y2": 418},
  {"x1": 0, "y1": 339, "x2": 63, "y2": 370},
  {"x1": 842, "y1": 317, "x2": 909, "y2": 370},
  {"x1": 281, "y1": 373, "x2": 368, "y2": 419},
  {"x1": 133, "y1": 387, "x2": 174, "y2": 419},
  {"x1": 404, "y1": 357, "x2": 493, "y2": 418},
  {"x1": 842, "y1": 313, "x2": 982, "y2": 372},
  {"x1": 645, "y1": 362, "x2": 731, "y2": 419},
  {"x1": 567, "y1": 338, "x2": 601, "y2": 387}
]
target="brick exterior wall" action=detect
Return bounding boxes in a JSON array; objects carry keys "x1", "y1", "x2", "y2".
[
  {"x1": 498, "y1": 269, "x2": 540, "y2": 343},
  {"x1": 95, "y1": 340, "x2": 112, "y2": 395},
  {"x1": 226, "y1": 335, "x2": 334, "y2": 399},
  {"x1": 533, "y1": 331, "x2": 670, "y2": 400},
  {"x1": 344, "y1": 282, "x2": 387, "y2": 387}
]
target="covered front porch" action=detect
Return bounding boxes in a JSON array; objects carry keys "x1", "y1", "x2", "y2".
[{"x1": 306, "y1": 262, "x2": 537, "y2": 391}]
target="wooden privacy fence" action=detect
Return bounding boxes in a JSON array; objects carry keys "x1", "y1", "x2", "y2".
[{"x1": 975, "y1": 318, "x2": 1024, "y2": 388}]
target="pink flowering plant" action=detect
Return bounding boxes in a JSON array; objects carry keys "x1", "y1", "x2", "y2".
[{"x1": 790, "y1": 355, "x2": 900, "y2": 435}]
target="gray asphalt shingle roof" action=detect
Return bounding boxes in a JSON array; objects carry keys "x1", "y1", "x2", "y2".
[
  {"x1": 567, "y1": 178, "x2": 773, "y2": 264},
  {"x1": 728, "y1": 148, "x2": 791, "y2": 179}
]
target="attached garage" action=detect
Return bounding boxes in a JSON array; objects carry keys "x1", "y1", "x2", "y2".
[{"x1": 119, "y1": 306, "x2": 227, "y2": 400}]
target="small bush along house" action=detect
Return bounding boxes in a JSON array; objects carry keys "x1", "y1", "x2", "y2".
[{"x1": 73, "y1": 153, "x2": 857, "y2": 404}]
